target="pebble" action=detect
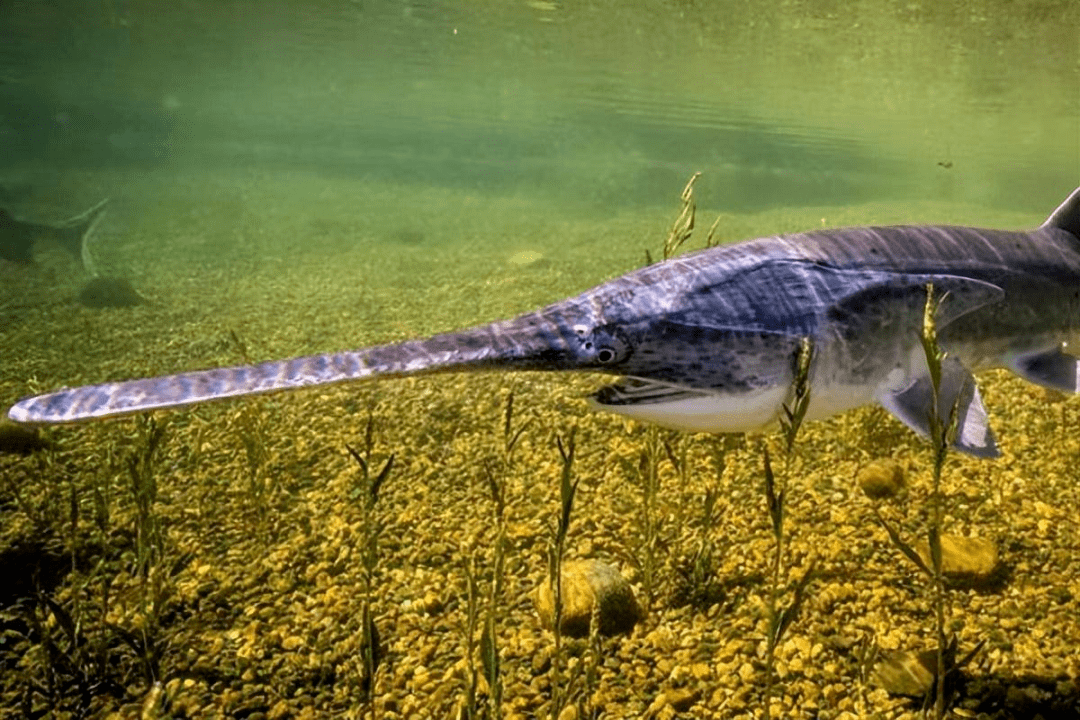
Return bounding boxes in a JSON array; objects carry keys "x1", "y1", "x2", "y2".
[
  {"x1": 737, "y1": 662, "x2": 756, "y2": 682},
  {"x1": 645, "y1": 687, "x2": 701, "y2": 717},
  {"x1": 857, "y1": 458, "x2": 906, "y2": 500}
]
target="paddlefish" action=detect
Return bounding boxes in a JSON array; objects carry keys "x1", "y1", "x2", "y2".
[
  {"x1": 0, "y1": 198, "x2": 108, "y2": 269},
  {"x1": 9, "y1": 187, "x2": 1080, "y2": 458}
]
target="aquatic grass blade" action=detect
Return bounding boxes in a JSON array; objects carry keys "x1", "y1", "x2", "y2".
[
  {"x1": 345, "y1": 444, "x2": 368, "y2": 479},
  {"x1": 663, "y1": 172, "x2": 701, "y2": 260},
  {"x1": 762, "y1": 446, "x2": 784, "y2": 540},
  {"x1": 929, "y1": 525, "x2": 943, "y2": 576},
  {"x1": 480, "y1": 617, "x2": 499, "y2": 698},
  {"x1": 662, "y1": 439, "x2": 681, "y2": 477},
  {"x1": 873, "y1": 507, "x2": 933, "y2": 577},
  {"x1": 556, "y1": 429, "x2": 578, "y2": 543},
  {"x1": 371, "y1": 455, "x2": 394, "y2": 504},
  {"x1": 773, "y1": 561, "x2": 817, "y2": 645}
]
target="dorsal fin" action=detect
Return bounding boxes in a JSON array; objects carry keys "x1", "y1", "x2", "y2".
[{"x1": 1042, "y1": 186, "x2": 1080, "y2": 236}]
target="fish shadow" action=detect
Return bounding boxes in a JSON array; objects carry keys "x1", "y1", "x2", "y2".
[{"x1": 959, "y1": 671, "x2": 1080, "y2": 719}]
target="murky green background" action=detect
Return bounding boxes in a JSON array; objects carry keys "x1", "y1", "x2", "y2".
[{"x1": 2, "y1": 0, "x2": 1076, "y2": 217}]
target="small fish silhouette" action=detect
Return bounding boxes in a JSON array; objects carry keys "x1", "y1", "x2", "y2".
[{"x1": 0, "y1": 199, "x2": 108, "y2": 268}]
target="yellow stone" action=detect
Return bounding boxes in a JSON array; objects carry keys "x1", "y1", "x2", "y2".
[
  {"x1": 738, "y1": 662, "x2": 756, "y2": 682},
  {"x1": 857, "y1": 459, "x2": 906, "y2": 500},
  {"x1": 557, "y1": 704, "x2": 578, "y2": 720},
  {"x1": 690, "y1": 662, "x2": 711, "y2": 680},
  {"x1": 871, "y1": 649, "x2": 936, "y2": 696},
  {"x1": 533, "y1": 559, "x2": 642, "y2": 637},
  {"x1": 268, "y1": 700, "x2": 292, "y2": 720},
  {"x1": 914, "y1": 535, "x2": 998, "y2": 578}
]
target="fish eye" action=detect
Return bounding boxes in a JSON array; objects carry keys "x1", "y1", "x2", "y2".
[{"x1": 583, "y1": 325, "x2": 630, "y2": 365}]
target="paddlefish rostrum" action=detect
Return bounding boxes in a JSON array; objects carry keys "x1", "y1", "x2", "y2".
[{"x1": 9, "y1": 187, "x2": 1080, "y2": 458}]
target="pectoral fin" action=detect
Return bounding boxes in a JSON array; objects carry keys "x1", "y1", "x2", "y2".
[
  {"x1": 1007, "y1": 346, "x2": 1080, "y2": 393},
  {"x1": 877, "y1": 356, "x2": 999, "y2": 458}
]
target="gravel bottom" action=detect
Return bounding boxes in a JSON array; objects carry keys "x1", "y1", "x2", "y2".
[{"x1": 0, "y1": 167, "x2": 1077, "y2": 719}]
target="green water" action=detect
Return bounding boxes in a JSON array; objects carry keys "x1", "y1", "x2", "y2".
[{"x1": 1, "y1": 0, "x2": 1076, "y2": 218}]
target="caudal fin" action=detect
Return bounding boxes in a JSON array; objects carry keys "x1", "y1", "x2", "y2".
[{"x1": 57, "y1": 199, "x2": 109, "y2": 272}]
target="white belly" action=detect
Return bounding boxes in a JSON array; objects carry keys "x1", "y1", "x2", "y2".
[{"x1": 589, "y1": 385, "x2": 789, "y2": 433}]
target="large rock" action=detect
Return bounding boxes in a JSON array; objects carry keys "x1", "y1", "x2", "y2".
[
  {"x1": 534, "y1": 559, "x2": 642, "y2": 637},
  {"x1": 914, "y1": 535, "x2": 998, "y2": 580}
]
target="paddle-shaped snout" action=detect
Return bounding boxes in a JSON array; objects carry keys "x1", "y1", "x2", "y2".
[{"x1": 5, "y1": 301, "x2": 626, "y2": 424}]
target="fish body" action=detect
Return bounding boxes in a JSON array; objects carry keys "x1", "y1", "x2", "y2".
[
  {"x1": 9, "y1": 188, "x2": 1080, "y2": 458},
  {"x1": 0, "y1": 199, "x2": 108, "y2": 267}
]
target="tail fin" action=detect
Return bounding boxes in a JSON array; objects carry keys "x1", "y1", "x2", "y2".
[{"x1": 57, "y1": 199, "x2": 109, "y2": 273}]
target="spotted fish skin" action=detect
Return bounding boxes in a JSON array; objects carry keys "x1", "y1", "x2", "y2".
[{"x1": 9, "y1": 187, "x2": 1080, "y2": 457}]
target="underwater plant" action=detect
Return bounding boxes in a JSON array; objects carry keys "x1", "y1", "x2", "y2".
[
  {"x1": 667, "y1": 432, "x2": 742, "y2": 612},
  {"x1": 544, "y1": 427, "x2": 578, "y2": 720},
  {"x1": 27, "y1": 419, "x2": 189, "y2": 712},
  {"x1": 630, "y1": 428, "x2": 665, "y2": 611},
  {"x1": 346, "y1": 412, "x2": 395, "y2": 714},
  {"x1": 17, "y1": 588, "x2": 122, "y2": 715},
  {"x1": 670, "y1": 477, "x2": 724, "y2": 611},
  {"x1": 459, "y1": 392, "x2": 521, "y2": 720},
  {"x1": 870, "y1": 285, "x2": 988, "y2": 717},
  {"x1": 917, "y1": 284, "x2": 955, "y2": 719},
  {"x1": 127, "y1": 417, "x2": 167, "y2": 583},
  {"x1": 761, "y1": 337, "x2": 817, "y2": 720},
  {"x1": 480, "y1": 393, "x2": 524, "y2": 718},
  {"x1": 0, "y1": 411, "x2": 196, "y2": 714},
  {"x1": 235, "y1": 404, "x2": 271, "y2": 516},
  {"x1": 121, "y1": 415, "x2": 183, "y2": 690},
  {"x1": 659, "y1": 171, "x2": 700, "y2": 263},
  {"x1": 642, "y1": 169, "x2": 723, "y2": 266},
  {"x1": 461, "y1": 556, "x2": 484, "y2": 720}
]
